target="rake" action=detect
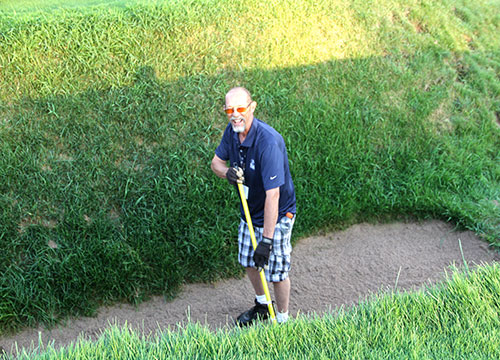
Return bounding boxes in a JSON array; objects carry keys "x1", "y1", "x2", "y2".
[{"x1": 237, "y1": 183, "x2": 277, "y2": 323}]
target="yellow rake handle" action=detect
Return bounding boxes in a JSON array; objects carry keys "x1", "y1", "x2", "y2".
[{"x1": 237, "y1": 183, "x2": 276, "y2": 323}]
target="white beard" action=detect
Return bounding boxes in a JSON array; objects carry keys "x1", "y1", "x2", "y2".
[
  {"x1": 231, "y1": 116, "x2": 246, "y2": 133},
  {"x1": 232, "y1": 124, "x2": 245, "y2": 133}
]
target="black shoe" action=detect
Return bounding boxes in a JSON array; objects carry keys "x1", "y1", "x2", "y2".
[{"x1": 236, "y1": 299, "x2": 271, "y2": 326}]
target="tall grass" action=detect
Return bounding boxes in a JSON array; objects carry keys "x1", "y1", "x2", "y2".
[
  {"x1": 0, "y1": 0, "x2": 499, "y2": 333},
  {"x1": 9, "y1": 263, "x2": 500, "y2": 359}
]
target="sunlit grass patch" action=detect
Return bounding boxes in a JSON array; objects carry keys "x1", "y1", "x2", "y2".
[{"x1": 0, "y1": 0, "x2": 148, "y2": 13}]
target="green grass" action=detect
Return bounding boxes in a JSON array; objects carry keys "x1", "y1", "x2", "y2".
[
  {"x1": 0, "y1": 0, "x2": 149, "y2": 13},
  {"x1": 8, "y1": 263, "x2": 500, "y2": 359},
  {"x1": 0, "y1": 0, "x2": 499, "y2": 335}
]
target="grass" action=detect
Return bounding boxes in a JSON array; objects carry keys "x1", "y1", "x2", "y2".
[
  {"x1": 7, "y1": 263, "x2": 500, "y2": 359},
  {"x1": 0, "y1": 0, "x2": 499, "y2": 337},
  {"x1": 0, "y1": 0, "x2": 149, "y2": 13}
]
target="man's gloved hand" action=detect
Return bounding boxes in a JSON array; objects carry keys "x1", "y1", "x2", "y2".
[
  {"x1": 253, "y1": 236, "x2": 273, "y2": 272},
  {"x1": 226, "y1": 166, "x2": 244, "y2": 186}
]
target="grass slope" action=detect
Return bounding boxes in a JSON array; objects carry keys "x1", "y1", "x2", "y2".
[
  {"x1": 0, "y1": 0, "x2": 146, "y2": 13},
  {"x1": 0, "y1": 0, "x2": 498, "y2": 333}
]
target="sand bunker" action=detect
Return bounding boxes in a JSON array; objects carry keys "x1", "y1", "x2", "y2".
[{"x1": 1, "y1": 220, "x2": 499, "y2": 356}]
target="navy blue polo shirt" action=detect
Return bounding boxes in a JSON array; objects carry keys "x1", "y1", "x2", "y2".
[{"x1": 215, "y1": 118, "x2": 296, "y2": 227}]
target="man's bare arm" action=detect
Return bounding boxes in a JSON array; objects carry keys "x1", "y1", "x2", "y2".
[
  {"x1": 263, "y1": 187, "x2": 280, "y2": 239},
  {"x1": 211, "y1": 154, "x2": 229, "y2": 179}
]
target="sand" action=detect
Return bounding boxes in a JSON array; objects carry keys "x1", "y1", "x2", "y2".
[{"x1": 1, "y1": 220, "x2": 499, "y2": 356}]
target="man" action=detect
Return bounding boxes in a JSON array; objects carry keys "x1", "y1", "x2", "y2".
[{"x1": 211, "y1": 87, "x2": 296, "y2": 325}]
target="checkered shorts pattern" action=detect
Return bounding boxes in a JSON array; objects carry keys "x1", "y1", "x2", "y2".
[{"x1": 238, "y1": 214, "x2": 295, "y2": 282}]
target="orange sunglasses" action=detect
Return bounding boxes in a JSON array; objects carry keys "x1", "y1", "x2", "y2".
[{"x1": 224, "y1": 102, "x2": 253, "y2": 115}]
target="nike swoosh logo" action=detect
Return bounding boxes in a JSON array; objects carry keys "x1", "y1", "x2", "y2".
[{"x1": 270, "y1": 175, "x2": 277, "y2": 180}]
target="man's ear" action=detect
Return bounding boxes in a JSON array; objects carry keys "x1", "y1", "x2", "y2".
[{"x1": 251, "y1": 101, "x2": 257, "y2": 112}]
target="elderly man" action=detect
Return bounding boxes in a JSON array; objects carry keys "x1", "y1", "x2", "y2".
[{"x1": 211, "y1": 87, "x2": 296, "y2": 325}]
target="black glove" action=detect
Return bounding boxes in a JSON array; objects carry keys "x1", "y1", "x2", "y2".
[
  {"x1": 226, "y1": 167, "x2": 244, "y2": 186},
  {"x1": 253, "y1": 236, "x2": 273, "y2": 271}
]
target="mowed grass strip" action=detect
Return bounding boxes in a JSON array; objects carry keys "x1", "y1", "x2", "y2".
[
  {"x1": 0, "y1": 0, "x2": 499, "y2": 333},
  {"x1": 11, "y1": 264, "x2": 500, "y2": 359}
]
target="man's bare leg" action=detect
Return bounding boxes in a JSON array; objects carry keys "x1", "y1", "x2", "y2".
[
  {"x1": 273, "y1": 277, "x2": 290, "y2": 313},
  {"x1": 246, "y1": 267, "x2": 290, "y2": 313},
  {"x1": 246, "y1": 267, "x2": 264, "y2": 295}
]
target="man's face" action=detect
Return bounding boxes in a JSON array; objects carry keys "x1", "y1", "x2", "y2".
[{"x1": 225, "y1": 91, "x2": 255, "y2": 134}]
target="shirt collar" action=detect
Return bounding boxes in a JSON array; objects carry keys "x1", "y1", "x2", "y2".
[{"x1": 232, "y1": 117, "x2": 259, "y2": 148}]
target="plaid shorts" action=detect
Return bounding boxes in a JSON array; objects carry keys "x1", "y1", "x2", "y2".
[{"x1": 238, "y1": 214, "x2": 295, "y2": 282}]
